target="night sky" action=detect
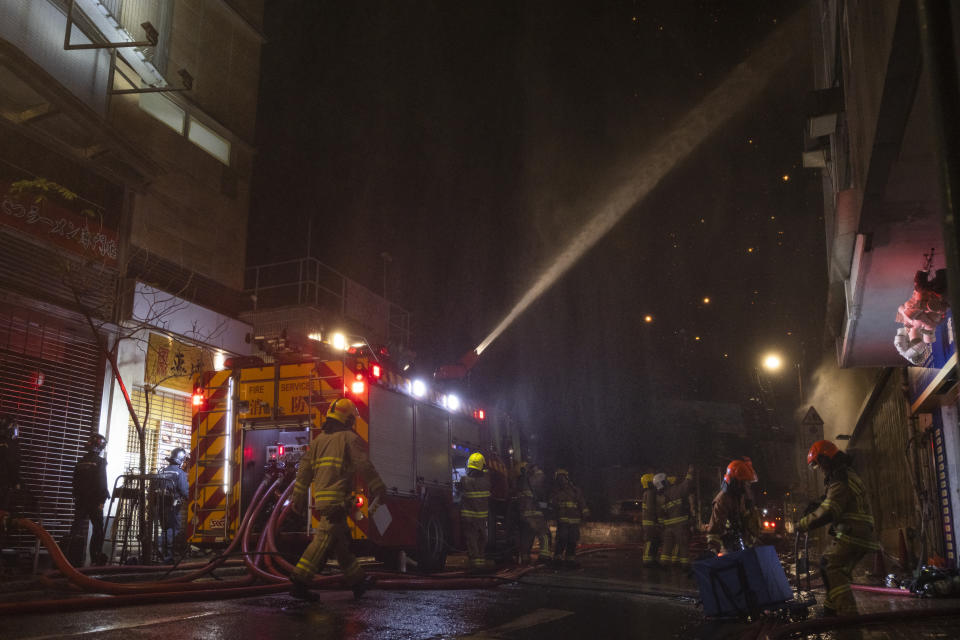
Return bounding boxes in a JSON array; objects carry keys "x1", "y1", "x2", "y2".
[{"x1": 249, "y1": 1, "x2": 825, "y2": 486}]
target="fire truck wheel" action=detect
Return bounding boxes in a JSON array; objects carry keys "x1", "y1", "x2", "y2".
[{"x1": 415, "y1": 505, "x2": 448, "y2": 573}]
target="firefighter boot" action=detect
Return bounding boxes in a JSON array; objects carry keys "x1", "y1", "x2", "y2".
[
  {"x1": 352, "y1": 575, "x2": 377, "y2": 599},
  {"x1": 289, "y1": 579, "x2": 319, "y2": 602}
]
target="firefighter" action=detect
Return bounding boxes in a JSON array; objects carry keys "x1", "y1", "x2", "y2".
[
  {"x1": 658, "y1": 465, "x2": 695, "y2": 568},
  {"x1": 0, "y1": 414, "x2": 20, "y2": 512},
  {"x1": 795, "y1": 440, "x2": 879, "y2": 617},
  {"x1": 68, "y1": 434, "x2": 110, "y2": 565},
  {"x1": 460, "y1": 451, "x2": 492, "y2": 573},
  {"x1": 517, "y1": 462, "x2": 552, "y2": 564},
  {"x1": 640, "y1": 472, "x2": 661, "y2": 567},
  {"x1": 155, "y1": 447, "x2": 189, "y2": 563},
  {"x1": 706, "y1": 458, "x2": 759, "y2": 555},
  {"x1": 290, "y1": 398, "x2": 386, "y2": 600},
  {"x1": 550, "y1": 468, "x2": 588, "y2": 568}
]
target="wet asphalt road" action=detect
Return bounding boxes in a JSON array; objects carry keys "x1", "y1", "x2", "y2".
[
  {"x1": 2, "y1": 550, "x2": 714, "y2": 640},
  {"x1": 5, "y1": 548, "x2": 960, "y2": 639}
]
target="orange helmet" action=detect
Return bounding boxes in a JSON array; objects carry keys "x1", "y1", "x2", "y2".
[
  {"x1": 723, "y1": 458, "x2": 758, "y2": 484},
  {"x1": 807, "y1": 440, "x2": 839, "y2": 467}
]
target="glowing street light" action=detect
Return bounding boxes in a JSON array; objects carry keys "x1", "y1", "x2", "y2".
[
  {"x1": 644, "y1": 315, "x2": 654, "y2": 323},
  {"x1": 762, "y1": 353, "x2": 783, "y2": 371}
]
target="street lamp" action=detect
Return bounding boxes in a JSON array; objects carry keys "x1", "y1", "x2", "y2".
[
  {"x1": 762, "y1": 353, "x2": 783, "y2": 371},
  {"x1": 761, "y1": 352, "x2": 803, "y2": 404}
]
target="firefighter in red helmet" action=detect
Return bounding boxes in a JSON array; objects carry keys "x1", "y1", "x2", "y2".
[
  {"x1": 795, "y1": 440, "x2": 879, "y2": 616},
  {"x1": 705, "y1": 458, "x2": 761, "y2": 555}
]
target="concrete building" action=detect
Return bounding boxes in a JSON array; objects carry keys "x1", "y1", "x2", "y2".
[
  {"x1": 806, "y1": 0, "x2": 959, "y2": 568},
  {"x1": 0, "y1": 0, "x2": 263, "y2": 560}
]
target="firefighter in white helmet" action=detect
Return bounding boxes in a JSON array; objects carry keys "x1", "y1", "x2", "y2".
[
  {"x1": 460, "y1": 451, "x2": 492, "y2": 572},
  {"x1": 289, "y1": 398, "x2": 386, "y2": 600}
]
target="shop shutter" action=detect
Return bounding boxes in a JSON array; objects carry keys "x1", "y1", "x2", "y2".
[{"x1": 0, "y1": 306, "x2": 104, "y2": 550}]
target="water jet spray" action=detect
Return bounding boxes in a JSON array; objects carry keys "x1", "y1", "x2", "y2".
[{"x1": 471, "y1": 12, "x2": 806, "y2": 361}]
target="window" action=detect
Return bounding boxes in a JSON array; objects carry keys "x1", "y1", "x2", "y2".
[
  {"x1": 187, "y1": 117, "x2": 231, "y2": 165},
  {"x1": 138, "y1": 92, "x2": 185, "y2": 134},
  {"x1": 101, "y1": 0, "x2": 174, "y2": 73}
]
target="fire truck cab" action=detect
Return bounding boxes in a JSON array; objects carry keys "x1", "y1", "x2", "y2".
[{"x1": 187, "y1": 349, "x2": 511, "y2": 571}]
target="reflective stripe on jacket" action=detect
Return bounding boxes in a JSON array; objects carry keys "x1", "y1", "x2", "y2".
[
  {"x1": 552, "y1": 484, "x2": 587, "y2": 524},
  {"x1": 660, "y1": 472, "x2": 693, "y2": 526},
  {"x1": 461, "y1": 473, "x2": 490, "y2": 520},
  {"x1": 641, "y1": 487, "x2": 657, "y2": 527},
  {"x1": 799, "y1": 468, "x2": 879, "y2": 551},
  {"x1": 292, "y1": 428, "x2": 385, "y2": 512}
]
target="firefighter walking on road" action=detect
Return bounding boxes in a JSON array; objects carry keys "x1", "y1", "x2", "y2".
[
  {"x1": 69, "y1": 434, "x2": 110, "y2": 565},
  {"x1": 658, "y1": 465, "x2": 695, "y2": 568},
  {"x1": 640, "y1": 472, "x2": 661, "y2": 566},
  {"x1": 551, "y1": 468, "x2": 588, "y2": 568},
  {"x1": 460, "y1": 452, "x2": 492, "y2": 573},
  {"x1": 517, "y1": 463, "x2": 552, "y2": 564},
  {"x1": 795, "y1": 440, "x2": 879, "y2": 617},
  {"x1": 706, "y1": 458, "x2": 760, "y2": 555},
  {"x1": 290, "y1": 398, "x2": 386, "y2": 600}
]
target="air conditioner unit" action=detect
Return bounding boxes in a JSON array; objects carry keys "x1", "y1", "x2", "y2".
[{"x1": 805, "y1": 87, "x2": 843, "y2": 138}]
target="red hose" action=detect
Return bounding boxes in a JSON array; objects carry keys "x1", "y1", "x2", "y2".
[
  {"x1": 11, "y1": 516, "x2": 255, "y2": 594},
  {"x1": 850, "y1": 583, "x2": 914, "y2": 596},
  {"x1": 240, "y1": 477, "x2": 288, "y2": 583}
]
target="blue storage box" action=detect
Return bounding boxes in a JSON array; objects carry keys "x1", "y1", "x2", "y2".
[{"x1": 692, "y1": 545, "x2": 793, "y2": 617}]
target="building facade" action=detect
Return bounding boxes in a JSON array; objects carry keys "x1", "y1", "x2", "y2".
[
  {"x1": 0, "y1": 0, "x2": 263, "y2": 558},
  {"x1": 808, "y1": 0, "x2": 959, "y2": 568}
]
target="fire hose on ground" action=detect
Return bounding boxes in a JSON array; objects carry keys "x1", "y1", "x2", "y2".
[{"x1": 0, "y1": 472, "x2": 535, "y2": 615}]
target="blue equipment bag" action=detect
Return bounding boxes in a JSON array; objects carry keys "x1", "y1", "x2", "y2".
[{"x1": 692, "y1": 545, "x2": 793, "y2": 617}]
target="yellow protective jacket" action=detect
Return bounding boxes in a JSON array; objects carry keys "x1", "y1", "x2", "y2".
[
  {"x1": 641, "y1": 486, "x2": 658, "y2": 528},
  {"x1": 517, "y1": 473, "x2": 544, "y2": 522},
  {"x1": 461, "y1": 472, "x2": 491, "y2": 521},
  {"x1": 292, "y1": 427, "x2": 385, "y2": 513},
  {"x1": 799, "y1": 467, "x2": 879, "y2": 551},
  {"x1": 551, "y1": 483, "x2": 588, "y2": 525},
  {"x1": 659, "y1": 471, "x2": 694, "y2": 527}
]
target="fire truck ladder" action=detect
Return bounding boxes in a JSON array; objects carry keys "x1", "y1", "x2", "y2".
[{"x1": 307, "y1": 357, "x2": 345, "y2": 420}]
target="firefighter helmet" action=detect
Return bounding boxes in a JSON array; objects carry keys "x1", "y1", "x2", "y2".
[
  {"x1": 640, "y1": 473, "x2": 654, "y2": 489},
  {"x1": 326, "y1": 397, "x2": 358, "y2": 427},
  {"x1": 167, "y1": 447, "x2": 187, "y2": 466},
  {"x1": 555, "y1": 468, "x2": 570, "y2": 481},
  {"x1": 467, "y1": 452, "x2": 486, "y2": 471},
  {"x1": 723, "y1": 459, "x2": 758, "y2": 484},
  {"x1": 87, "y1": 434, "x2": 107, "y2": 454},
  {"x1": 652, "y1": 473, "x2": 667, "y2": 490},
  {"x1": 807, "y1": 440, "x2": 840, "y2": 467}
]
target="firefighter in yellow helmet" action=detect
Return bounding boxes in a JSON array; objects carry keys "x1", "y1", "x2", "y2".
[
  {"x1": 795, "y1": 440, "x2": 879, "y2": 617},
  {"x1": 640, "y1": 472, "x2": 661, "y2": 567},
  {"x1": 460, "y1": 451, "x2": 492, "y2": 572},
  {"x1": 658, "y1": 465, "x2": 695, "y2": 568},
  {"x1": 289, "y1": 398, "x2": 386, "y2": 600},
  {"x1": 550, "y1": 468, "x2": 588, "y2": 568}
]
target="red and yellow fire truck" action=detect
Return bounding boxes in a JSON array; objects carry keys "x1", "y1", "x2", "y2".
[{"x1": 186, "y1": 345, "x2": 513, "y2": 570}]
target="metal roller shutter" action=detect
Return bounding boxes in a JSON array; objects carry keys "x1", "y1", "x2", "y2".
[{"x1": 0, "y1": 305, "x2": 104, "y2": 550}]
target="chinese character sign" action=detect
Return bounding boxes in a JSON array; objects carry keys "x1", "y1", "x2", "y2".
[{"x1": 145, "y1": 333, "x2": 213, "y2": 393}]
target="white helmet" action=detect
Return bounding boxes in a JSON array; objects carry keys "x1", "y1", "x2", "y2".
[{"x1": 652, "y1": 473, "x2": 667, "y2": 490}]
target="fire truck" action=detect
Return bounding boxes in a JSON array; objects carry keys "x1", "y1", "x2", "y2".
[{"x1": 186, "y1": 342, "x2": 513, "y2": 570}]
